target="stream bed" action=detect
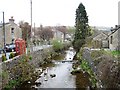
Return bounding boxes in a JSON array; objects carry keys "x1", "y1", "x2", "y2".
[
  {"x1": 19, "y1": 48, "x2": 91, "y2": 89},
  {"x1": 34, "y1": 49, "x2": 76, "y2": 89}
]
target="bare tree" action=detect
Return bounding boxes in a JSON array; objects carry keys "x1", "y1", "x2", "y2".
[
  {"x1": 19, "y1": 21, "x2": 31, "y2": 46},
  {"x1": 38, "y1": 27, "x2": 54, "y2": 41}
]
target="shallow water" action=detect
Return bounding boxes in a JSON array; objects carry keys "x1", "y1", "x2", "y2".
[
  {"x1": 19, "y1": 48, "x2": 91, "y2": 89},
  {"x1": 33, "y1": 49, "x2": 76, "y2": 89}
]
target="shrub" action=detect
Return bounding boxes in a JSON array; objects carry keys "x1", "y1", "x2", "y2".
[
  {"x1": 2, "y1": 54, "x2": 7, "y2": 62},
  {"x1": 91, "y1": 50, "x2": 105, "y2": 59},
  {"x1": 9, "y1": 52, "x2": 15, "y2": 59},
  {"x1": 51, "y1": 40, "x2": 63, "y2": 52},
  {"x1": 77, "y1": 48, "x2": 84, "y2": 60},
  {"x1": 80, "y1": 59, "x2": 97, "y2": 88},
  {"x1": 29, "y1": 55, "x2": 32, "y2": 60},
  {"x1": 72, "y1": 39, "x2": 85, "y2": 52}
]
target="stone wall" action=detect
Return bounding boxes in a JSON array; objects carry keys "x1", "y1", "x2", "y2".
[
  {"x1": 29, "y1": 46, "x2": 53, "y2": 68},
  {"x1": 0, "y1": 46, "x2": 54, "y2": 89},
  {"x1": 109, "y1": 29, "x2": 119, "y2": 50},
  {"x1": 82, "y1": 47, "x2": 119, "y2": 88}
]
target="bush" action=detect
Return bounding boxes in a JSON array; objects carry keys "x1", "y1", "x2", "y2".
[
  {"x1": 2, "y1": 54, "x2": 7, "y2": 62},
  {"x1": 72, "y1": 39, "x2": 85, "y2": 52},
  {"x1": 29, "y1": 55, "x2": 32, "y2": 60},
  {"x1": 9, "y1": 52, "x2": 15, "y2": 59},
  {"x1": 91, "y1": 50, "x2": 105, "y2": 59},
  {"x1": 80, "y1": 59, "x2": 97, "y2": 88},
  {"x1": 51, "y1": 40, "x2": 63, "y2": 52}
]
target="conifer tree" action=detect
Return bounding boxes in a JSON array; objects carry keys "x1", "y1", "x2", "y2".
[{"x1": 73, "y1": 3, "x2": 89, "y2": 52}]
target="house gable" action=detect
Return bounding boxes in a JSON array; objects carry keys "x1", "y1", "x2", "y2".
[
  {"x1": 0, "y1": 17, "x2": 22, "y2": 48},
  {"x1": 108, "y1": 25, "x2": 120, "y2": 50},
  {"x1": 93, "y1": 32, "x2": 108, "y2": 41}
]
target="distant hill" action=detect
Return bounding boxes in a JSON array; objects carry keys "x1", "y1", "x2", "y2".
[
  {"x1": 91, "y1": 26, "x2": 111, "y2": 31},
  {"x1": 91, "y1": 26, "x2": 110, "y2": 38}
]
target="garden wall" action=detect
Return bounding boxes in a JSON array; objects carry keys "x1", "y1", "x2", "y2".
[{"x1": 0, "y1": 46, "x2": 53, "y2": 89}]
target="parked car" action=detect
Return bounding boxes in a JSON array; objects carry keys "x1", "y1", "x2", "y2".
[
  {"x1": 0, "y1": 48, "x2": 4, "y2": 54},
  {"x1": 5, "y1": 44, "x2": 15, "y2": 52}
]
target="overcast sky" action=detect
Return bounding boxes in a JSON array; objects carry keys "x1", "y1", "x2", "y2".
[{"x1": 0, "y1": 0, "x2": 119, "y2": 27}]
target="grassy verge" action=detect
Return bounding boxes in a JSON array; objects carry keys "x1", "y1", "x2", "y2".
[
  {"x1": 79, "y1": 59, "x2": 97, "y2": 88},
  {"x1": 72, "y1": 48, "x2": 97, "y2": 88},
  {"x1": 100, "y1": 50, "x2": 120, "y2": 59},
  {"x1": 111, "y1": 50, "x2": 120, "y2": 55}
]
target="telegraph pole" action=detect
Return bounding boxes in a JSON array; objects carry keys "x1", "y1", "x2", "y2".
[
  {"x1": 30, "y1": 0, "x2": 33, "y2": 52},
  {"x1": 34, "y1": 22, "x2": 35, "y2": 39},
  {"x1": 30, "y1": 0, "x2": 32, "y2": 42},
  {"x1": 3, "y1": 12, "x2": 6, "y2": 56}
]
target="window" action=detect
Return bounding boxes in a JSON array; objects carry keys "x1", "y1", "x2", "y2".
[
  {"x1": 12, "y1": 39, "x2": 14, "y2": 43},
  {"x1": 11, "y1": 28, "x2": 14, "y2": 33},
  {"x1": 110, "y1": 36, "x2": 113, "y2": 44}
]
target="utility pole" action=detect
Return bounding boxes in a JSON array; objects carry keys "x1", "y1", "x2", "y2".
[
  {"x1": 30, "y1": 0, "x2": 32, "y2": 42},
  {"x1": 30, "y1": 0, "x2": 33, "y2": 52},
  {"x1": 3, "y1": 12, "x2": 6, "y2": 56},
  {"x1": 34, "y1": 22, "x2": 35, "y2": 39}
]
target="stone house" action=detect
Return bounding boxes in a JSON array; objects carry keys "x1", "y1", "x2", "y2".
[
  {"x1": 108, "y1": 25, "x2": 120, "y2": 50},
  {"x1": 92, "y1": 32, "x2": 109, "y2": 48},
  {"x1": 0, "y1": 17, "x2": 22, "y2": 48},
  {"x1": 65, "y1": 33, "x2": 72, "y2": 41},
  {"x1": 52, "y1": 27, "x2": 64, "y2": 42}
]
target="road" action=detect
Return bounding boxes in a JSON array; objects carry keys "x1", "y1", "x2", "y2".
[{"x1": 0, "y1": 45, "x2": 52, "y2": 61}]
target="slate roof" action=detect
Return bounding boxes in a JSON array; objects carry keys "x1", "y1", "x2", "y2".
[{"x1": 93, "y1": 32, "x2": 108, "y2": 41}]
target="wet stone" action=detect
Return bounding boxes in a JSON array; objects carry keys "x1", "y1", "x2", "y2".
[
  {"x1": 28, "y1": 81, "x2": 31, "y2": 84},
  {"x1": 35, "y1": 81, "x2": 41, "y2": 86},
  {"x1": 44, "y1": 79, "x2": 48, "y2": 81},
  {"x1": 50, "y1": 74, "x2": 56, "y2": 78}
]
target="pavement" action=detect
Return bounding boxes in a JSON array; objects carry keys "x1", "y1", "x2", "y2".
[
  {"x1": 0, "y1": 45, "x2": 52, "y2": 61},
  {"x1": 0, "y1": 52, "x2": 16, "y2": 60},
  {"x1": 32, "y1": 45, "x2": 52, "y2": 52}
]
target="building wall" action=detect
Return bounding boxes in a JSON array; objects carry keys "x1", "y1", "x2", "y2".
[
  {"x1": 118, "y1": 29, "x2": 120, "y2": 50},
  {"x1": 0, "y1": 18, "x2": 22, "y2": 48},
  {"x1": 92, "y1": 33, "x2": 108, "y2": 48},
  {"x1": 5, "y1": 23, "x2": 22, "y2": 44},
  {"x1": 53, "y1": 30, "x2": 64, "y2": 42},
  {"x1": 109, "y1": 30, "x2": 119, "y2": 50},
  {"x1": 0, "y1": 26, "x2": 3, "y2": 48}
]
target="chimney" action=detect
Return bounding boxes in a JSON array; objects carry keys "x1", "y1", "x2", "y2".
[
  {"x1": 115, "y1": 25, "x2": 118, "y2": 28},
  {"x1": 111, "y1": 27, "x2": 113, "y2": 32},
  {"x1": 9, "y1": 16, "x2": 14, "y2": 23}
]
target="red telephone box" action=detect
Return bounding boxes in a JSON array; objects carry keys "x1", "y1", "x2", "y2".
[{"x1": 15, "y1": 38, "x2": 26, "y2": 55}]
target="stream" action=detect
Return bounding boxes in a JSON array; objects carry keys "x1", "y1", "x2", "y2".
[
  {"x1": 33, "y1": 48, "x2": 76, "y2": 89},
  {"x1": 19, "y1": 47, "x2": 91, "y2": 89}
]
